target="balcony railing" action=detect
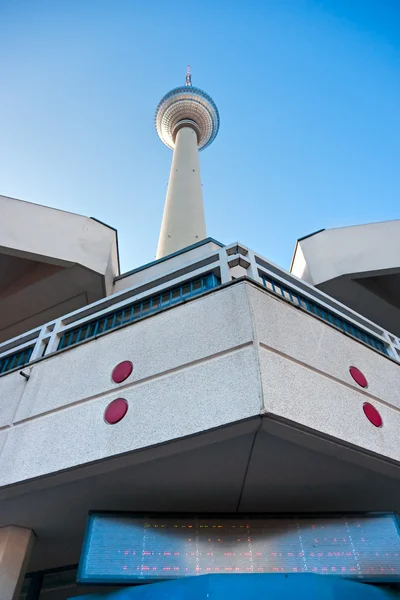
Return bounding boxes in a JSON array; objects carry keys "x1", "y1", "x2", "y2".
[
  {"x1": 58, "y1": 273, "x2": 220, "y2": 351},
  {"x1": 0, "y1": 243, "x2": 399, "y2": 378},
  {"x1": 0, "y1": 346, "x2": 34, "y2": 375},
  {"x1": 260, "y1": 273, "x2": 389, "y2": 358}
]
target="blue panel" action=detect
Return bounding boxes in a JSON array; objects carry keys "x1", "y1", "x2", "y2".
[
  {"x1": 68, "y1": 574, "x2": 400, "y2": 600},
  {"x1": 0, "y1": 346, "x2": 34, "y2": 375},
  {"x1": 78, "y1": 513, "x2": 400, "y2": 585}
]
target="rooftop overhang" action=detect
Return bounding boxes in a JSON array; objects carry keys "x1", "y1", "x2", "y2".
[
  {"x1": 291, "y1": 221, "x2": 400, "y2": 336},
  {"x1": 0, "y1": 195, "x2": 119, "y2": 342},
  {"x1": 2, "y1": 414, "x2": 400, "y2": 573}
]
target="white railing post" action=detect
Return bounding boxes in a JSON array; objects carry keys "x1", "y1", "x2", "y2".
[
  {"x1": 381, "y1": 331, "x2": 400, "y2": 363},
  {"x1": 29, "y1": 322, "x2": 56, "y2": 362},
  {"x1": 218, "y1": 250, "x2": 231, "y2": 284},
  {"x1": 42, "y1": 318, "x2": 65, "y2": 357},
  {"x1": 245, "y1": 249, "x2": 260, "y2": 282}
]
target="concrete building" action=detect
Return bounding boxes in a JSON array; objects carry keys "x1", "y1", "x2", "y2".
[
  {"x1": 291, "y1": 222, "x2": 400, "y2": 337},
  {"x1": 0, "y1": 74, "x2": 400, "y2": 600}
]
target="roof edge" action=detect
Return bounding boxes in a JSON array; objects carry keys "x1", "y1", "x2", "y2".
[
  {"x1": 115, "y1": 237, "x2": 224, "y2": 282},
  {"x1": 89, "y1": 217, "x2": 120, "y2": 276},
  {"x1": 290, "y1": 229, "x2": 325, "y2": 273}
]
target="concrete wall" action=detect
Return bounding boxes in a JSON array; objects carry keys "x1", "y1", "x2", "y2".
[
  {"x1": 291, "y1": 221, "x2": 400, "y2": 336},
  {"x1": 0, "y1": 195, "x2": 119, "y2": 276},
  {"x1": 0, "y1": 195, "x2": 119, "y2": 342},
  {"x1": 0, "y1": 283, "x2": 258, "y2": 487},
  {"x1": 291, "y1": 221, "x2": 400, "y2": 286},
  {"x1": 114, "y1": 240, "x2": 222, "y2": 294},
  {"x1": 0, "y1": 281, "x2": 399, "y2": 490},
  {"x1": 0, "y1": 266, "x2": 101, "y2": 343},
  {"x1": 248, "y1": 285, "x2": 400, "y2": 463}
]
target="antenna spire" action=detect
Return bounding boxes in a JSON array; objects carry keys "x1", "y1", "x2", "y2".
[{"x1": 185, "y1": 65, "x2": 192, "y2": 87}]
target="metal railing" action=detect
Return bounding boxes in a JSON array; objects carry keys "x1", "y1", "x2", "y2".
[
  {"x1": 260, "y1": 273, "x2": 389, "y2": 357},
  {"x1": 0, "y1": 346, "x2": 34, "y2": 375},
  {"x1": 0, "y1": 242, "x2": 399, "y2": 378},
  {"x1": 58, "y1": 273, "x2": 220, "y2": 351}
]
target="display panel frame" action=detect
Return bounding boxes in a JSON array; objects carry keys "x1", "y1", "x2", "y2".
[{"x1": 78, "y1": 511, "x2": 400, "y2": 585}]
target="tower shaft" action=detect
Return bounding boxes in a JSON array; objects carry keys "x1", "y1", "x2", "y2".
[{"x1": 156, "y1": 126, "x2": 206, "y2": 259}]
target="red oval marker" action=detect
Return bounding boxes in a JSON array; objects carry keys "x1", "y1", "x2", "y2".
[
  {"x1": 363, "y1": 402, "x2": 383, "y2": 428},
  {"x1": 349, "y1": 366, "x2": 368, "y2": 388},
  {"x1": 112, "y1": 361, "x2": 133, "y2": 384},
  {"x1": 104, "y1": 398, "x2": 128, "y2": 424}
]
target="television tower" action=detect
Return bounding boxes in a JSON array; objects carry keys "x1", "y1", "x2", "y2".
[{"x1": 155, "y1": 67, "x2": 219, "y2": 258}]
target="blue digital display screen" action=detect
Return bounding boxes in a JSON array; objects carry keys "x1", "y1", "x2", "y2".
[{"x1": 78, "y1": 513, "x2": 400, "y2": 584}]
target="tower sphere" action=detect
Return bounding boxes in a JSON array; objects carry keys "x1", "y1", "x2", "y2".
[{"x1": 155, "y1": 82, "x2": 219, "y2": 151}]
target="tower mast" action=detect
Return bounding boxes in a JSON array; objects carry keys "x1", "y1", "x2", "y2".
[
  {"x1": 185, "y1": 65, "x2": 192, "y2": 86},
  {"x1": 155, "y1": 69, "x2": 219, "y2": 259}
]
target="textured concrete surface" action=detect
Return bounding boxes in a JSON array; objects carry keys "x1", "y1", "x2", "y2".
[
  {"x1": 0, "y1": 346, "x2": 260, "y2": 485},
  {"x1": 13, "y1": 283, "x2": 253, "y2": 422},
  {"x1": 0, "y1": 371, "x2": 26, "y2": 429},
  {"x1": 1, "y1": 280, "x2": 400, "y2": 492},
  {"x1": 259, "y1": 346, "x2": 400, "y2": 462},
  {"x1": 0, "y1": 431, "x2": 7, "y2": 468},
  {"x1": 247, "y1": 285, "x2": 400, "y2": 409}
]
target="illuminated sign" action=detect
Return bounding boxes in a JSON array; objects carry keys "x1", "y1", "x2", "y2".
[{"x1": 78, "y1": 513, "x2": 400, "y2": 584}]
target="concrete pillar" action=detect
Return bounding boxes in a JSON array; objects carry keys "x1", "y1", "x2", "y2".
[
  {"x1": 0, "y1": 526, "x2": 35, "y2": 600},
  {"x1": 156, "y1": 126, "x2": 206, "y2": 259}
]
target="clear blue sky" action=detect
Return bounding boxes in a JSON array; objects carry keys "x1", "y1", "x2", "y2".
[{"x1": 0, "y1": 0, "x2": 399, "y2": 273}]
